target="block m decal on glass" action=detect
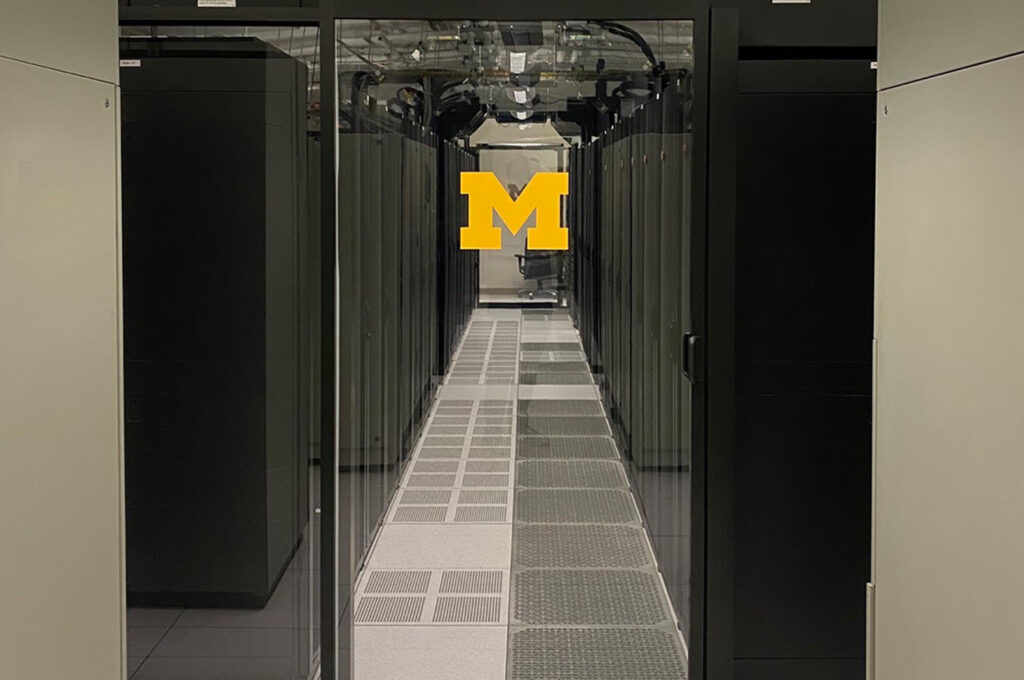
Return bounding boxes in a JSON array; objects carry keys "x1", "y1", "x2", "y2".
[{"x1": 459, "y1": 171, "x2": 569, "y2": 250}]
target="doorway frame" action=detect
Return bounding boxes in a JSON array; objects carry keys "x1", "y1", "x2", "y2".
[{"x1": 116, "y1": 3, "x2": 738, "y2": 678}]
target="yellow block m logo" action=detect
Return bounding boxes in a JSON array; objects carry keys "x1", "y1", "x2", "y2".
[{"x1": 460, "y1": 171, "x2": 569, "y2": 250}]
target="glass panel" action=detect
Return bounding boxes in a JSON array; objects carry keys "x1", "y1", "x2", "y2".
[
  {"x1": 119, "y1": 25, "x2": 323, "y2": 680},
  {"x1": 333, "y1": 18, "x2": 695, "y2": 679}
]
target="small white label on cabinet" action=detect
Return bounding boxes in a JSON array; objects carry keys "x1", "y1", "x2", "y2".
[
  {"x1": 119, "y1": 59, "x2": 141, "y2": 68},
  {"x1": 198, "y1": 0, "x2": 237, "y2": 7}
]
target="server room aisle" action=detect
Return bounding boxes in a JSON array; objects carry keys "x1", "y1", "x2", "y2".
[{"x1": 352, "y1": 308, "x2": 688, "y2": 680}]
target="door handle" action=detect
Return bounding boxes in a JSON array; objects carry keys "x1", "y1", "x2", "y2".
[{"x1": 683, "y1": 332, "x2": 701, "y2": 382}]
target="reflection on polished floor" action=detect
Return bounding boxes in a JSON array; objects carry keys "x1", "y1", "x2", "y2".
[
  {"x1": 125, "y1": 531, "x2": 318, "y2": 679},
  {"x1": 353, "y1": 308, "x2": 687, "y2": 679}
]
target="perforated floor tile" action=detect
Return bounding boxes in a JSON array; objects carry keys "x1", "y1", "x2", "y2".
[
  {"x1": 435, "y1": 407, "x2": 473, "y2": 416},
  {"x1": 354, "y1": 596, "x2": 426, "y2": 623},
  {"x1": 355, "y1": 309, "x2": 685, "y2": 676},
  {"x1": 467, "y1": 448, "x2": 511, "y2": 459},
  {"x1": 508, "y1": 628, "x2": 687, "y2": 680},
  {"x1": 364, "y1": 571, "x2": 432, "y2": 594},
  {"x1": 433, "y1": 416, "x2": 471, "y2": 425},
  {"x1": 520, "y1": 361, "x2": 591, "y2": 373},
  {"x1": 464, "y1": 461, "x2": 511, "y2": 473},
  {"x1": 518, "y1": 373, "x2": 595, "y2": 385},
  {"x1": 471, "y1": 436, "x2": 512, "y2": 447},
  {"x1": 517, "y1": 461, "x2": 627, "y2": 488},
  {"x1": 473, "y1": 425, "x2": 513, "y2": 435},
  {"x1": 414, "y1": 461, "x2": 460, "y2": 473},
  {"x1": 393, "y1": 506, "x2": 448, "y2": 522},
  {"x1": 428, "y1": 425, "x2": 470, "y2": 435},
  {"x1": 518, "y1": 400, "x2": 604, "y2": 416},
  {"x1": 400, "y1": 490, "x2": 452, "y2": 504},
  {"x1": 517, "y1": 416, "x2": 611, "y2": 436},
  {"x1": 477, "y1": 406, "x2": 513, "y2": 414},
  {"x1": 408, "y1": 473, "x2": 458, "y2": 487},
  {"x1": 516, "y1": 489, "x2": 639, "y2": 524},
  {"x1": 521, "y1": 342, "x2": 582, "y2": 351},
  {"x1": 513, "y1": 525, "x2": 651, "y2": 568},
  {"x1": 462, "y1": 473, "x2": 511, "y2": 487},
  {"x1": 458, "y1": 489, "x2": 509, "y2": 504},
  {"x1": 512, "y1": 570, "x2": 667, "y2": 625},
  {"x1": 439, "y1": 570, "x2": 503, "y2": 594},
  {"x1": 419, "y1": 448, "x2": 463, "y2": 459},
  {"x1": 454, "y1": 506, "x2": 508, "y2": 522},
  {"x1": 517, "y1": 436, "x2": 618, "y2": 459},
  {"x1": 423, "y1": 436, "x2": 466, "y2": 447},
  {"x1": 433, "y1": 597, "x2": 502, "y2": 623}
]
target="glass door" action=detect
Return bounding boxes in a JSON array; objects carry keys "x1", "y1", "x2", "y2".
[{"x1": 119, "y1": 23, "x2": 322, "y2": 679}]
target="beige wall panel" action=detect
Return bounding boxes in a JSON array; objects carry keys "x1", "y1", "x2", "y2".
[
  {"x1": 874, "y1": 52, "x2": 1024, "y2": 680},
  {"x1": 0, "y1": 58, "x2": 123, "y2": 679},
  {"x1": 0, "y1": 0, "x2": 117, "y2": 84},
  {"x1": 879, "y1": 0, "x2": 1024, "y2": 88}
]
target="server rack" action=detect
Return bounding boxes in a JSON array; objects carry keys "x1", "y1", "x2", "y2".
[
  {"x1": 569, "y1": 79, "x2": 697, "y2": 633},
  {"x1": 336, "y1": 119, "x2": 477, "y2": 563},
  {"x1": 120, "y1": 37, "x2": 310, "y2": 608}
]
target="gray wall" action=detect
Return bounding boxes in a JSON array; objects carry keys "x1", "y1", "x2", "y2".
[
  {"x1": 872, "y1": 3, "x2": 1024, "y2": 679},
  {"x1": 878, "y1": 0, "x2": 1024, "y2": 88},
  {"x1": 0, "y1": 1, "x2": 123, "y2": 678}
]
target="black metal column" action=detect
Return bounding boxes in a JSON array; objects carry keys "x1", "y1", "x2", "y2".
[{"x1": 319, "y1": 5, "x2": 341, "y2": 680}]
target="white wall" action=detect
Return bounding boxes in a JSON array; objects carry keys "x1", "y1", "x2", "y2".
[
  {"x1": 872, "y1": 3, "x2": 1024, "y2": 679},
  {"x1": 0, "y1": 2, "x2": 123, "y2": 678}
]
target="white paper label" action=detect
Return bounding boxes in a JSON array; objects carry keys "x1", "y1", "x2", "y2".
[
  {"x1": 198, "y1": 0, "x2": 237, "y2": 7},
  {"x1": 510, "y1": 52, "x2": 527, "y2": 74},
  {"x1": 119, "y1": 59, "x2": 141, "y2": 68},
  {"x1": 513, "y1": 89, "x2": 528, "y2": 104}
]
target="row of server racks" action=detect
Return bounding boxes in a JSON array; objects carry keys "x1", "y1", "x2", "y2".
[
  {"x1": 568, "y1": 79, "x2": 695, "y2": 632},
  {"x1": 121, "y1": 35, "x2": 478, "y2": 609},
  {"x1": 338, "y1": 119, "x2": 478, "y2": 562}
]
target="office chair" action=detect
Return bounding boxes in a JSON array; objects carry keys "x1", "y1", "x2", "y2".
[{"x1": 515, "y1": 240, "x2": 562, "y2": 301}]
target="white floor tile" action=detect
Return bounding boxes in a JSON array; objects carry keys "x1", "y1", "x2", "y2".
[
  {"x1": 354, "y1": 626, "x2": 507, "y2": 680},
  {"x1": 127, "y1": 626, "x2": 169, "y2": 658},
  {"x1": 173, "y1": 570, "x2": 311, "y2": 629},
  {"x1": 132, "y1": 656, "x2": 310, "y2": 680},
  {"x1": 149, "y1": 626, "x2": 302, "y2": 658},
  {"x1": 127, "y1": 608, "x2": 182, "y2": 628},
  {"x1": 366, "y1": 524, "x2": 512, "y2": 569},
  {"x1": 127, "y1": 656, "x2": 146, "y2": 678}
]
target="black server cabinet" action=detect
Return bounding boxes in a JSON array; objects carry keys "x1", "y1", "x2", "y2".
[
  {"x1": 121, "y1": 38, "x2": 309, "y2": 607},
  {"x1": 570, "y1": 82, "x2": 695, "y2": 637},
  {"x1": 438, "y1": 140, "x2": 478, "y2": 375},
  {"x1": 732, "y1": 58, "x2": 875, "y2": 680},
  {"x1": 338, "y1": 125, "x2": 460, "y2": 565}
]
